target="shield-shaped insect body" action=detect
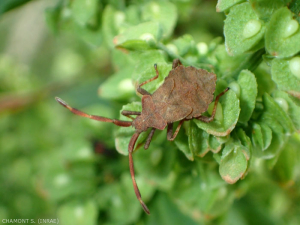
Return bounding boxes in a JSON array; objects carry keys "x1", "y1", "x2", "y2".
[{"x1": 55, "y1": 59, "x2": 229, "y2": 214}]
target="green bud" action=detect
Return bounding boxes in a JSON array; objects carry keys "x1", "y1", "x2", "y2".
[
  {"x1": 283, "y1": 20, "x2": 299, "y2": 38},
  {"x1": 289, "y1": 56, "x2": 300, "y2": 79},
  {"x1": 118, "y1": 79, "x2": 134, "y2": 92},
  {"x1": 229, "y1": 82, "x2": 241, "y2": 98},
  {"x1": 275, "y1": 98, "x2": 289, "y2": 112},
  {"x1": 150, "y1": 2, "x2": 160, "y2": 14},
  {"x1": 243, "y1": 19, "x2": 261, "y2": 38},
  {"x1": 166, "y1": 44, "x2": 179, "y2": 55},
  {"x1": 140, "y1": 33, "x2": 155, "y2": 41},
  {"x1": 114, "y1": 11, "x2": 125, "y2": 29},
  {"x1": 196, "y1": 42, "x2": 208, "y2": 55}
]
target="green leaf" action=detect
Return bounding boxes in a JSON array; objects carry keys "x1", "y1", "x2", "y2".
[
  {"x1": 224, "y1": 2, "x2": 265, "y2": 55},
  {"x1": 252, "y1": 123, "x2": 264, "y2": 151},
  {"x1": 110, "y1": 49, "x2": 134, "y2": 72},
  {"x1": 71, "y1": 0, "x2": 99, "y2": 27},
  {"x1": 254, "y1": 62, "x2": 276, "y2": 98},
  {"x1": 235, "y1": 128, "x2": 251, "y2": 159},
  {"x1": 262, "y1": 93, "x2": 295, "y2": 134},
  {"x1": 41, "y1": 148, "x2": 96, "y2": 201},
  {"x1": 106, "y1": 174, "x2": 154, "y2": 224},
  {"x1": 98, "y1": 66, "x2": 135, "y2": 101},
  {"x1": 111, "y1": 48, "x2": 134, "y2": 71},
  {"x1": 271, "y1": 57, "x2": 300, "y2": 97},
  {"x1": 125, "y1": 5, "x2": 140, "y2": 25},
  {"x1": 272, "y1": 134, "x2": 300, "y2": 182},
  {"x1": 58, "y1": 200, "x2": 97, "y2": 225},
  {"x1": 172, "y1": 34, "x2": 196, "y2": 57},
  {"x1": 176, "y1": 120, "x2": 229, "y2": 161},
  {"x1": 194, "y1": 88, "x2": 240, "y2": 136},
  {"x1": 216, "y1": 0, "x2": 246, "y2": 12},
  {"x1": 131, "y1": 50, "x2": 167, "y2": 85},
  {"x1": 45, "y1": 3, "x2": 62, "y2": 34},
  {"x1": 188, "y1": 121, "x2": 209, "y2": 158},
  {"x1": 114, "y1": 22, "x2": 163, "y2": 50},
  {"x1": 141, "y1": 1, "x2": 177, "y2": 38},
  {"x1": 0, "y1": 0, "x2": 31, "y2": 16},
  {"x1": 174, "y1": 122, "x2": 193, "y2": 160},
  {"x1": 260, "y1": 123, "x2": 273, "y2": 151},
  {"x1": 237, "y1": 70, "x2": 258, "y2": 123},
  {"x1": 210, "y1": 135, "x2": 227, "y2": 153},
  {"x1": 265, "y1": 7, "x2": 300, "y2": 57},
  {"x1": 170, "y1": 168, "x2": 235, "y2": 218},
  {"x1": 213, "y1": 44, "x2": 254, "y2": 78},
  {"x1": 251, "y1": 121, "x2": 275, "y2": 158},
  {"x1": 188, "y1": 121, "x2": 225, "y2": 158},
  {"x1": 259, "y1": 116, "x2": 287, "y2": 158},
  {"x1": 135, "y1": 62, "x2": 172, "y2": 95},
  {"x1": 251, "y1": 122, "x2": 272, "y2": 155},
  {"x1": 219, "y1": 140, "x2": 249, "y2": 184},
  {"x1": 273, "y1": 90, "x2": 300, "y2": 131},
  {"x1": 96, "y1": 172, "x2": 155, "y2": 221},
  {"x1": 255, "y1": 95, "x2": 292, "y2": 158},
  {"x1": 135, "y1": 133, "x2": 177, "y2": 190},
  {"x1": 249, "y1": 0, "x2": 286, "y2": 21},
  {"x1": 146, "y1": 193, "x2": 199, "y2": 225}
]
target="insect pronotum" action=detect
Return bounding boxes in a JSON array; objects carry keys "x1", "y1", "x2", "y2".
[{"x1": 55, "y1": 59, "x2": 229, "y2": 214}]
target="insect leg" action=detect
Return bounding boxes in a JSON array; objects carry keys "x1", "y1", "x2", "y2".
[
  {"x1": 128, "y1": 132, "x2": 150, "y2": 214},
  {"x1": 196, "y1": 87, "x2": 230, "y2": 123},
  {"x1": 167, "y1": 120, "x2": 184, "y2": 141},
  {"x1": 121, "y1": 110, "x2": 141, "y2": 120},
  {"x1": 172, "y1": 59, "x2": 182, "y2": 69},
  {"x1": 144, "y1": 128, "x2": 156, "y2": 149},
  {"x1": 137, "y1": 64, "x2": 159, "y2": 95},
  {"x1": 55, "y1": 97, "x2": 132, "y2": 127},
  {"x1": 122, "y1": 111, "x2": 141, "y2": 116}
]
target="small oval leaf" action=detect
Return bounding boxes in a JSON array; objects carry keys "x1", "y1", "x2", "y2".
[
  {"x1": 237, "y1": 70, "x2": 258, "y2": 123},
  {"x1": 271, "y1": 57, "x2": 300, "y2": 97},
  {"x1": 194, "y1": 89, "x2": 240, "y2": 136},
  {"x1": 220, "y1": 144, "x2": 248, "y2": 184},
  {"x1": 265, "y1": 7, "x2": 300, "y2": 57},
  {"x1": 224, "y1": 2, "x2": 265, "y2": 55}
]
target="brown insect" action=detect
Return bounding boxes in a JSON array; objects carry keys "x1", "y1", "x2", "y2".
[{"x1": 55, "y1": 59, "x2": 229, "y2": 214}]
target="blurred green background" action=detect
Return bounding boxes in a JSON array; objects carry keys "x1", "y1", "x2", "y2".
[{"x1": 0, "y1": 0, "x2": 300, "y2": 224}]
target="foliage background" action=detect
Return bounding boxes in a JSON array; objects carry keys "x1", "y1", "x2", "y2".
[{"x1": 0, "y1": 0, "x2": 300, "y2": 224}]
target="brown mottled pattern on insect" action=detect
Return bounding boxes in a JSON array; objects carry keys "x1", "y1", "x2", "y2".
[{"x1": 152, "y1": 65, "x2": 217, "y2": 121}]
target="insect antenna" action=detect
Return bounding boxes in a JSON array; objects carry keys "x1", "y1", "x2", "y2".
[
  {"x1": 128, "y1": 132, "x2": 150, "y2": 214},
  {"x1": 55, "y1": 97, "x2": 132, "y2": 127}
]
